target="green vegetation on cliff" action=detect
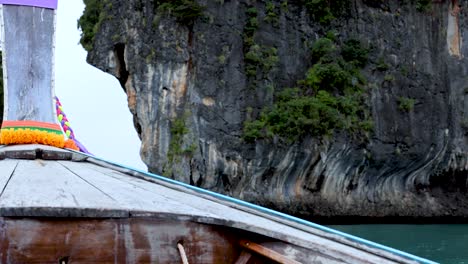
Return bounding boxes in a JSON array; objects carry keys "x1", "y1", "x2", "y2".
[
  {"x1": 164, "y1": 114, "x2": 197, "y2": 177},
  {"x1": 78, "y1": 0, "x2": 203, "y2": 51},
  {"x1": 414, "y1": 0, "x2": 432, "y2": 12},
  {"x1": 242, "y1": 5, "x2": 279, "y2": 89},
  {"x1": 244, "y1": 36, "x2": 372, "y2": 142},
  {"x1": 303, "y1": 0, "x2": 350, "y2": 24},
  {"x1": 77, "y1": 0, "x2": 104, "y2": 51},
  {"x1": 398, "y1": 97, "x2": 416, "y2": 112},
  {"x1": 155, "y1": 0, "x2": 204, "y2": 24},
  {"x1": 78, "y1": 0, "x2": 433, "y2": 52}
]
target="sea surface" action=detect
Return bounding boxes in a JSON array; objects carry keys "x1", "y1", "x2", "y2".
[{"x1": 329, "y1": 224, "x2": 468, "y2": 264}]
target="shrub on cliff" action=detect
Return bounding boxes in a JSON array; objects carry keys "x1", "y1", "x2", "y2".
[
  {"x1": 155, "y1": 0, "x2": 204, "y2": 24},
  {"x1": 311, "y1": 37, "x2": 336, "y2": 63},
  {"x1": 77, "y1": 0, "x2": 103, "y2": 51},
  {"x1": 244, "y1": 37, "x2": 371, "y2": 142},
  {"x1": 244, "y1": 89, "x2": 342, "y2": 141},
  {"x1": 341, "y1": 39, "x2": 369, "y2": 67},
  {"x1": 78, "y1": 0, "x2": 204, "y2": 51},
  {"x1": 303, "y1": 0, "x2": 350, "y2": 24},
  {"x1": 415, "y1": 0, "x2": 432, "y2": 12}
]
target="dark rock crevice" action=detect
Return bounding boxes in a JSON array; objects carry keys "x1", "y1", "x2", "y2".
[{"x1": 113, "y1": 43, "x2": 129, "y2": 91}]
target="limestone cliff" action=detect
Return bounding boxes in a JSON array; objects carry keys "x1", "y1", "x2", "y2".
[{"x1": 82, "y1": 0, "x2": 468, "y2": 221}]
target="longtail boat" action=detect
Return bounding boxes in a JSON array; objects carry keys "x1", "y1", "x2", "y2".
[{"x1": 0, "y1": 1, "x2": 438, "y2": 263}]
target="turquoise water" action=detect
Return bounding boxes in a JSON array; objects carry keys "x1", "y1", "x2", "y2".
[{"x1": 329, "y1": 225, "x2": 468, "y2": 264}]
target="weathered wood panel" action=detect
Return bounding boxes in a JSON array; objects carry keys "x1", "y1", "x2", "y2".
[
  {"x1": 84, "y1": 162, "x2": 405, "y2": 264},
  {"x1": 59, "y1": 160, "x2": 219, "y2": 219},
  {"x1": 0, "y1": 159, "x2": 17, "y2": 194},
  {"x1": 254, "y1": 240, "x2": 344, "y2": 264},
  {"x1": 0, "y1": 215, "x2": 399, "y2": 264},
  {"x1": 0, "y1": 217, "x2": 241, "y2": 264},
  {"x1": 0, "y1": 218, "x2": 117, "y2": 263},
  {"x1": 0, "y1": 144, "x2": 73, "y2": 160},
  {"x1": 124, "y1": 218, "x2": 240, "y2": 264},
  {"x1": 234, "y1": 251, "x2": 252, "y2": 264},
  {"x1": 0, "y1": 144, "x2": 88, "y2": 161},
  {"x1": 0, "y1": 160, "x2": 127, "y2": 217},
  {"x1": 2, "y1": 5, "x2": 56, "y2": 122},
  {"x1": 239, "y1": 239, "x2": 301, "y2": 264}
]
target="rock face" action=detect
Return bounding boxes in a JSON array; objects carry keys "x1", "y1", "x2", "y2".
[{"x1": 86, "y1": 0, "x2": 468, "y2": 221}]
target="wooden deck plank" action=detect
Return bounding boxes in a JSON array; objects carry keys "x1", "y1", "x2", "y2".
[
  {"x1": 0, "y1": 159, "x2": 18, "y2": 196},
  {"x1": 0, "y1": 160, "x2": 127, "y2": 217},
  {"x1": 86, "y1": 164, "x2": 310, "y2": 232},
  {"x1": 57, "y1": 161, "x2": 219, "y2": 219},
  {"x1": 239, "y1": 239, "x2": 302, "y2": 264},
  {"x1": 257, "y1": 241, "x2": 344, "y2": 264},
  {"x1": 0, "y1": 144, "x2": 77, "y2": 160},
  {"x1": 85, "y1": 163, "x2": 248, "y2": 217},
  {"x1": 234, "y1": 250, "x2": 252, "y2": 264}
]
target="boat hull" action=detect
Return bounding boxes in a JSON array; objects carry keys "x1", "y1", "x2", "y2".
[{"x1": 0, "y1": 216, "x2": 319, "y2": 264}]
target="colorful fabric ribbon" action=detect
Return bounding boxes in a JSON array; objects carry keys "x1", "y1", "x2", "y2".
[
  {"x1": 0, "y1": 120, "x2": 73, "y2": 149},
  {"x1": 0, "y1": 98, "x2": 90, "y2": 153},
  {"x1": 55, "y1": 96, "x2": 90, "y2": 154}
]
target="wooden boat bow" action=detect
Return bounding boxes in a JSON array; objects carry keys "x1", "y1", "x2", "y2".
[
  {"x1": 0, "y1": 144, "x2": 435, "y2": 263},
  {"x1": 0, "y1": 0, "x2": 437, "y2": 263}
]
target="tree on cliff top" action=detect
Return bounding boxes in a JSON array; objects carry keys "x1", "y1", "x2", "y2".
[{"x1": 77, "y1": 0, "x2": 103, "y2": 51}]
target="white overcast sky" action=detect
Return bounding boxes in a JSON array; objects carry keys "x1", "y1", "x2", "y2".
[{"x1": 54, "y1": 1, "x2": 146, "y2": 170}]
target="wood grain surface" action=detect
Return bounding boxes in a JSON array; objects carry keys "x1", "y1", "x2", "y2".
[
  {"x1": 3, "y1": 5, "x2": 56, "y2": 123},
  {"x1": 0, "y1": 217, "x2": 240, "y2": 264}
]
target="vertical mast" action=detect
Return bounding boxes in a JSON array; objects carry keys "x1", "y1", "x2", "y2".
[{"x1": 0, "y1": 0, "x2": 74, "y2": 149}]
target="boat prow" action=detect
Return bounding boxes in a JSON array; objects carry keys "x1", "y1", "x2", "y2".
[{"x1": 0, "y1": 144, "x2": 437, "y2": 264}]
